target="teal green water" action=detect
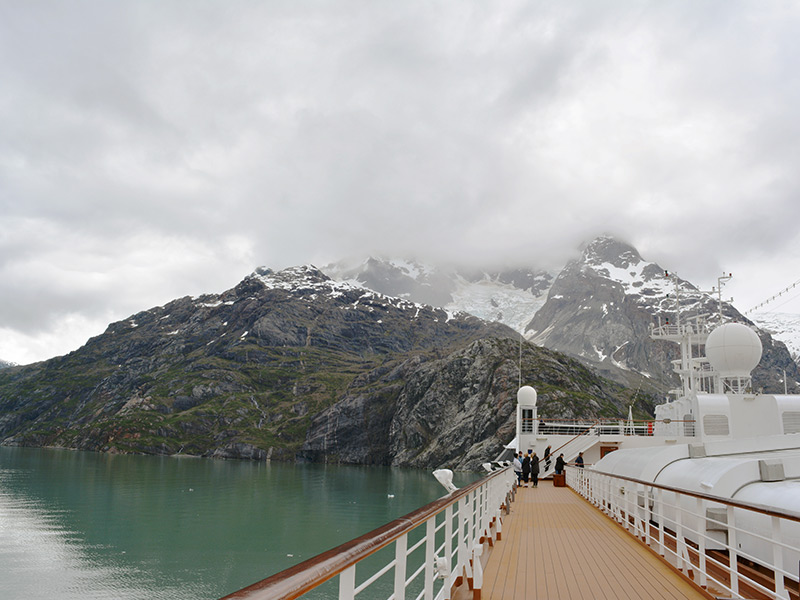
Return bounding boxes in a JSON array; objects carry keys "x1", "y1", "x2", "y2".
[{"x1": 0, "y1": 447, "x2": 478, "y2": 599}]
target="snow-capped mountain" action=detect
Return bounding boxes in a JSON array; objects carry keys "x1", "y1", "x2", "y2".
[
  {"x1": 526, "y1": 236, "x2": 739, "y2": 351},
  {"x1": 322, "y1": 258, "x2": 553, "y2": 335},
  {"x1": 530, "y1": 236, "x2": 798, "y2": 391},
  {"x1": 323, "y1": 236, "x2": 800, "y2": 393},
  {"x1": 750, "y1": 312, "x2": 800, "y2": 362},
  {"x1": 0, "y1": 359, "x2": 15, "y2": 370}
]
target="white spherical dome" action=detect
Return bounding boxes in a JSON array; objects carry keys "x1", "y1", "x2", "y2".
[
  {"x1": 517, "y1": 385, "x2": 537, "y2": 407},
  {"x1": 705, "y1": 323, "x2": 762, "y2": 376}
]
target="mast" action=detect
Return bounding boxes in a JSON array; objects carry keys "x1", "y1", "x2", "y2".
[
  {"x1": 652, "y1": 271, "x2": 717, "y2": 397},
  {"x1": 702, "y1": 272, "x2": 732, "y2": 325}
]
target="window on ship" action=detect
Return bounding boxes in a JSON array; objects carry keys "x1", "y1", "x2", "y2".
[{"x1": 521, "y1": 408, "x2": 534, "y2": 433}]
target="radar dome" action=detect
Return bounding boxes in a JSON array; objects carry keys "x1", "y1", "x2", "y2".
[
  {"x1": 705, "y1": 323, "x2": 762, "y2": 376},
  {"x1": 517, "y1": 385, "x2": 537, "y2": 407}
]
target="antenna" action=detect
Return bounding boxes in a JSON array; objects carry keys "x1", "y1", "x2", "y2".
[
  {"x1": 664, "y1": 270, "x2": 682, "y2": 327},
  {"x1": 701, "y1": 272, "x2": 733, "y2": 324},
  {"x1": 518, "y1": 333, "x2": 523, "y2": 389}
]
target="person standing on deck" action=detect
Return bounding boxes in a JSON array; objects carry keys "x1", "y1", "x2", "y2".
[
  {"x1": 575, "y1": 452, "x2": 584, "y2": 468},
  {"x1": 555, "y1": 453, "x2": 565, "y2": 475},
  {"x1": 513, "y1": 452, "x2": 523, "y2": 486},
  {"x1": 531, "y1": 452, "x2": 540, "y2": 487},
  {"x1": 521, "y1": 451, "x2": 531, "y2": 487},
  {"x1": 544, "y1": 445, "x2": 551, "y2": 471}
]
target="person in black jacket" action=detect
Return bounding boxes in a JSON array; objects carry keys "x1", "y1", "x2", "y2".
[
  {"x1": 521, "y1": 452, "x2": 531, "y2": 487},
  {"x1": 555, "y1": 453, "x2": 565, "y2": 475},
  {"x1": 544, "y1": 445, "x2": 552, "y2": 471},
  {"x1": 531, "y1": 452, "x2": 540, "y2": 488}
]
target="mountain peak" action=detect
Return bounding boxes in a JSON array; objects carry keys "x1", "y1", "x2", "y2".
[
  {"x1": 580, "y1": 235, "x2": 643, "y2": 269},
  {"x1": 250, "y1": 265, "x2": 332, "y2": 289}
]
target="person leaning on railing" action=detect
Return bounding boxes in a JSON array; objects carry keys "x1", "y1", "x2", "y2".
[
  {"x1": 554, "y1": 453, "x2": 565, "y2": 475},
  {"x1": 574, "y1": 452, "x2": 584, "y2": 468}
]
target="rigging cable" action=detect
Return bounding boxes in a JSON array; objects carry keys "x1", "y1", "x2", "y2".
[{"x1": 745, "y1": 278, "x2": 800, "y2": 314}]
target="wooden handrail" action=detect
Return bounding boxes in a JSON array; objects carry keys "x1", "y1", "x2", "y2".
[{"x1": 220, "y1": 467, "x2": 510, "y2": 600}]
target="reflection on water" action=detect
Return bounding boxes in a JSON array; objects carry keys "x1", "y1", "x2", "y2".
[{"x1": 0, "y1": 447, "x2": 478, "y2": 599}]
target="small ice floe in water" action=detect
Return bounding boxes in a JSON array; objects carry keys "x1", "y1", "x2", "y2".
[
  {"x1": 287, "y1": 554, "x2": 294, "y2": 557},
  {"x1": 387, "y1": 494, "x2": 395, "y2": 498}
]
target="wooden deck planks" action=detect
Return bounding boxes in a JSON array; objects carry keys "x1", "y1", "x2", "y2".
[{"x1": 480, "y1": 482, "x2": 712, "y2": 600}]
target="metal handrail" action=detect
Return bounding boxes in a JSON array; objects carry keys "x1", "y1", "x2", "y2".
[
  {"x1": 221, "y1": 467, "x2": 514, "y2": 600},
  {"x1": 532, "y1": 418, "x2": 697, "y2": 437}
]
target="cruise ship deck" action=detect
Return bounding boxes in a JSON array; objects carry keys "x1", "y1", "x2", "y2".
[{"x1": 475, "y1": 480, "x2": 713, "y2": 600}]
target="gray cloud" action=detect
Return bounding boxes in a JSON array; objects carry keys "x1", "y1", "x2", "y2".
[{"x1": 2, "y1": 1, "x2": 800, "y2": 363}]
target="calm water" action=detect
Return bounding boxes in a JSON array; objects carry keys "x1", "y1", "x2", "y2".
[{"x1": 0, "y1": 447, "x2": 478, "y2": 599}]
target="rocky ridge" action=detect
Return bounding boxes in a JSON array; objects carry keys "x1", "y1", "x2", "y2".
[
  {"x1": 0, "y1": 265, "x2": 639, "y2": 469},
  {"x1": 525, "y1": 236, "x2": 799, "y2": 393},
  {"x1": 299, "y1": 337, "x2": 648, "y2": 469},
  {"x1": 323, "y1": 237, "x2": 800, "y2": 395}
]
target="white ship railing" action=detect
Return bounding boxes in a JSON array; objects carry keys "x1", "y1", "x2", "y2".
[
  {"x1": 221, "y1": 466, "x2": 515, "y2": 600},
  {"x1": 532, "y1": 417, "x2": 695, "y2": 437},
  {"x1": 568, "y1": 467, "x2": 800, "y2": 600}
]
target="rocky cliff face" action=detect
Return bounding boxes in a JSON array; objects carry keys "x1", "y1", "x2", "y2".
[
  {"x1": 0, "y1": 266, "x2": 514, "y2": 461},
  {"x1": 300, "y1": 337, "x2": 650, "y2": 470},
  {"x1": 0, "y1": 264, "x2": 645, "y2": 470}
]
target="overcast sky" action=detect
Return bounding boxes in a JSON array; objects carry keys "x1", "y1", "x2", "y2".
[{"x1": 2, "y1": 1, "x2": 800, "y2": 365}]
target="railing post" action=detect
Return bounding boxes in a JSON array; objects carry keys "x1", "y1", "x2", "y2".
[
  {"x1": 620, "y1": 480, "x2": 626, "y2": 526},
  {"x1": 339, "y1": 564, "x2": 356, "y2": 600},
  {"x1": 676, "y1": 493, "x2": 686, "y2": 573},
  {"x1": 656, "y1": 488, "x2": 665, "y2": 557},
  {"x1": 444, "y1": 504, "x2": 454, "y2": 598},
  {"x1": 727, "y1": 504, "x2": 739, "y2": 596},
  {"x1": 634, "y1": 483, "x2": 644, "y2": 540},
  {"x1": 696, "y1": 497, "x2": 707, "y2": 589},
  {"x1": 645, "y1": 485, "x2": 654, "y2": 549},
  {"x1": 394, "y1": 533, "x2": 407, "y2": 600},
  {"x1": 493, "y1": 475, "x2": 503, "y2": 541},
  {"x1": 772, "y1": 515, "x2": 788, "y2": 599},
  {"x1": 424, "y1": 518, "x2": 435, "y2": 600},
  {"x1": 460, "y1": 495, "x2": 472, "y2": 585},
  {"x1": 480, "y1": 483, "x2": 489, "y2": 543},
  {"x1": 472, "y1": 541, "x2": 484, "y2": 598}
]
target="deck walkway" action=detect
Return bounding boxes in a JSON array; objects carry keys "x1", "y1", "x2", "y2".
[{"x1": 479, "y1": 481, "x2": 713, "y2": 600}]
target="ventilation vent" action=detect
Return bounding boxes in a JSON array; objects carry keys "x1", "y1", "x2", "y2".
[
  {"x1": 706, "y1": 507, "x2": 728, "y2": 532},
  {"x1": 703, "y1": 414, "x2": 730, "y2": 436},
  {"x1": 689, "y1": 444, "x2": 706, "y2": 458},
  {"x1": 759, "y1": 460, "x2": 785, "y2": 482},
  {"x1": 782, "y1": 411, "x2": 800, "y2": 434},
  {"x1": 683, "y1": 414, "x2": 696, "y2": 437}
]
